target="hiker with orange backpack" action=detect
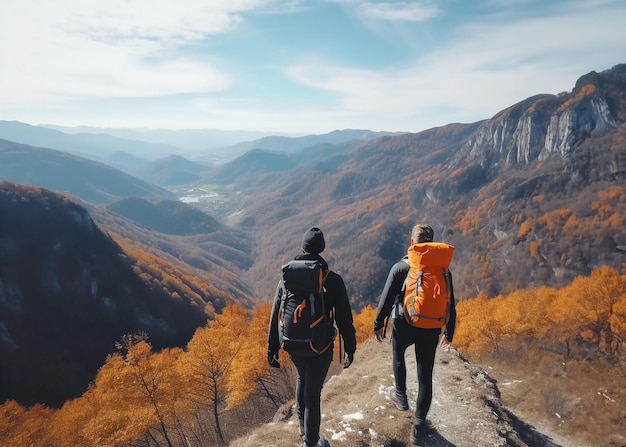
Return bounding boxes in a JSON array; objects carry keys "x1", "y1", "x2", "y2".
[
  {"x1": 373, "y1": 224, "x2": 457, "y2": 445},
  {"x1": 268, "y1": 227, "x2": 357, "y2": 447}
]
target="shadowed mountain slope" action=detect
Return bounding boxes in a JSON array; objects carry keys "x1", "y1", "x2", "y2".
[
  {"x1": 106, "y1": 197, "x2": 222, "y2": 235},
  {"x1": 0, "y1": 182, "x2": 251, "y2": 407},
  {"x1": 131, "y1": 154, "x2": 211, "y2": 186},
  {"x1": 206, "y1": 149, "x2": 295, "y2": 185},
  {"x1": 204, "y1": 139, "x2": 360, "y2": 188},
  {"x1": 0, "y1": 139, "x2": 177, "y2": 204}
]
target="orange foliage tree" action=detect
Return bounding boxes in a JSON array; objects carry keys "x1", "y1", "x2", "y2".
[
  {"x1": 86, "y1": 335, "x2": 185, "y2": 447},
  {"x1": 454, "y1": 267, "x2": 625, "y2": 362},
  {"x1": 222, "y1": 304, "x2": 275, "y2": 409},
  {"x1": 0, "y1": 401, "x2": 53, "y2": 447},
  {"x1": 455, "y1": 294, "x2": 504, "y2": 357},
  {"x1": 352, "y1": 304, "x2": 377, "y2": 345},
  {"x1": 610, "y1": 295, "x2": 626, "y2": 345},
  {"x1": 184, "y1": 304, "x2": 250, "y2": 444},
  {"x1": 552, "y1": 266, "x2": 626, "y2": 357}
]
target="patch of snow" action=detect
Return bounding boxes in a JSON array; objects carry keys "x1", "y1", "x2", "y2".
[
  {"x1": 378, "y1": 384, "x2": 389, "y2": 395},
  {"x1": 343, "y1": 412, "x2": 363, "y2": 421},
  {"x1": 326, "y1": 428, "x2": 346, "y2": 441},
  {"x1": 598, "y1": 389, "x2": 616, "y2": 402}
]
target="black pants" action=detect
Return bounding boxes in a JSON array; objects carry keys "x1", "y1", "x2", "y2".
[
  {"x1": 289, "y1": 349, "x2": 333, "y2": 446},
  {"x1": 391, "y1": 317, "x2": 440, "y2": 421}
]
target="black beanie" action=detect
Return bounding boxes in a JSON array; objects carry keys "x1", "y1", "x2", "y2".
[{"x1": 301, "y1": 227, "x2": 325, "y2": 254}]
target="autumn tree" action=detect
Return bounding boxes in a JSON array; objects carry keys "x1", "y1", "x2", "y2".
[
  {"x1": 455, "y1": 266, "x2": 625, "y2": 363},
  {"x1": 224, "y1": 304, "x2": 272, "y2": 408},
  {"x1": 223, "y1": 303, "x2": 294, "y2": 411},
  {"x1": 609, "y1": 295, "x2": 626, "y2": 353},
  {"x1": 352, "y1": 304, "x2": 377, "y2": 345},
  {"x1": 553, "y1": 266, "x2": 625, "y2": 358},
  {"x1": 455, "y1": 294, "x2": 505, "y2": 358},
  {"x1": 184, "y1": 304, "x2": 247, "y2": 444},
  {"x1": 75, "y1": 334, "x2": 186, "y2": 447},
  {"x1": 0, "y1": 401, "x2": 53, "y2": 447}
]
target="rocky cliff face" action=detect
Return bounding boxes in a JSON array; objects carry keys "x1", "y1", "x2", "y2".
[{"x1": 464, "y1": 64, "x2": 625, "y2": 167}]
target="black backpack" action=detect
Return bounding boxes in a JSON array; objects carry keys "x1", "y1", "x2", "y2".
[{"x1": 278, "y1": 260, "x2": 335, "y2": 356}]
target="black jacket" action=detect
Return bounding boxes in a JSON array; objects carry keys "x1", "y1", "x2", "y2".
[
  {"x1": 268, "y1": 253, "x2": 357, "y2": 357},
  {"x1": 373, "y1": 256, "x2": 457, "y2": 341}
]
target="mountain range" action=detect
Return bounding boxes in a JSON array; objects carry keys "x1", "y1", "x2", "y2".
[
  {"x1": 0, "y1": 139, "x2": 177, "y2": 203},
  {"x1": 0, "y1": 63, "x2": 624, "y2": 407},
  {"x1": 233, "y1": 64, "x2": 626, "y2": 305}
]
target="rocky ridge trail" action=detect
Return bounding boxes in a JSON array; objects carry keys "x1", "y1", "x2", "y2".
[{"x1": 231, "y1": 339, "x2": 586, "y2": 447}]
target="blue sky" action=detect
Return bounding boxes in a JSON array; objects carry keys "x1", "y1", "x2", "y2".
[{"x1": 1, "y1": 0, "x2": 625, "y2": 135}]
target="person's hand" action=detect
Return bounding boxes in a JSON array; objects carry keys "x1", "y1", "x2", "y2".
[
  {"x1": 374, "y1": 327, "x2": 386, "y2": 343},
  {"x1": 268, "y1": 351, "x2": 280, "y2": 368},
  {"x1": 440, "y1": 335, "x2": 451, "y2": 351},
  {"x1": 343, "y1": 352, "x2": 354, "y2": 369}
]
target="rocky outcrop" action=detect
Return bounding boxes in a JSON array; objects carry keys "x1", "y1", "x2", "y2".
[{"x1": 464, "y1": 65, "x2": 625, "y2": 167}]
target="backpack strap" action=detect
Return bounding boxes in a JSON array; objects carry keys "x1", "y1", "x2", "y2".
[
  {"x1": 443, "y1": 268, "x2": 452, "y2": 323},
  {"x1": 382, "y1": 258, "x2": 409, "y2": 341},
  {"x1": 324, "y1": 270, "x2": 342, "y2": 363},
  {"x1": 443, "y1": 268, "x2": 452, "y2": 299}
]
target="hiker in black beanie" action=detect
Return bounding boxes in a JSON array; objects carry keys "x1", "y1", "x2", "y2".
[
  {"x1": 301, "y1": 227, "x2": 326, "y2": 254},
  {"x1": 268, "y1": 227, "x2": 357, "y2": 447}
]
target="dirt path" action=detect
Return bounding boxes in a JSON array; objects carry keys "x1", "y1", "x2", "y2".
[{"x1": 231, "y1": 339, "x2": 585, "y2": 447}]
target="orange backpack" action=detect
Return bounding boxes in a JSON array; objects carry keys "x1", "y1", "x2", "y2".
[{"x1": 403, "y1": 242, "x2": 455, "y2": 329}]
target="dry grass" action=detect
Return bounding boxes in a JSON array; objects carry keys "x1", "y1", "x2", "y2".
[{"x1": 480, "y1": 353, "x2": 626, "y2": 447}]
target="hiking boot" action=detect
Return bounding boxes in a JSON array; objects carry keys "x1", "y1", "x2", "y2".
[
  {"x1": 410, "y1": 419, "x2": 425, "y2": 445},
  {"x1": 316, "y1": 437, "x2": 331, "y2": 447},
  {"x1": 388, "y1": 390, "x2": 409, "y2": 411},
  {"x1": 303, "y1": 436, "x2": 330, "y2": 447}
]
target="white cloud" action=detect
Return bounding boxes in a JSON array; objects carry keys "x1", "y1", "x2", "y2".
[
  {"x1": 1, "y1": 0, "x2": 625, "y2": 134},
  {"x1": 0, "y1": 0, "x2": 268, "y2": 106},
  {"x1": 359, "y1": 2, "x2": 440, "y2": 22},
  {"x1": 286, "y1": 2, "x2": 626, "y2": 130}
]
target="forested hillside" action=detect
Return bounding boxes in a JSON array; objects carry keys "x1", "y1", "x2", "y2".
[{"x1": 0, "y1": 182, "x2": 252, "y2": 407}]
